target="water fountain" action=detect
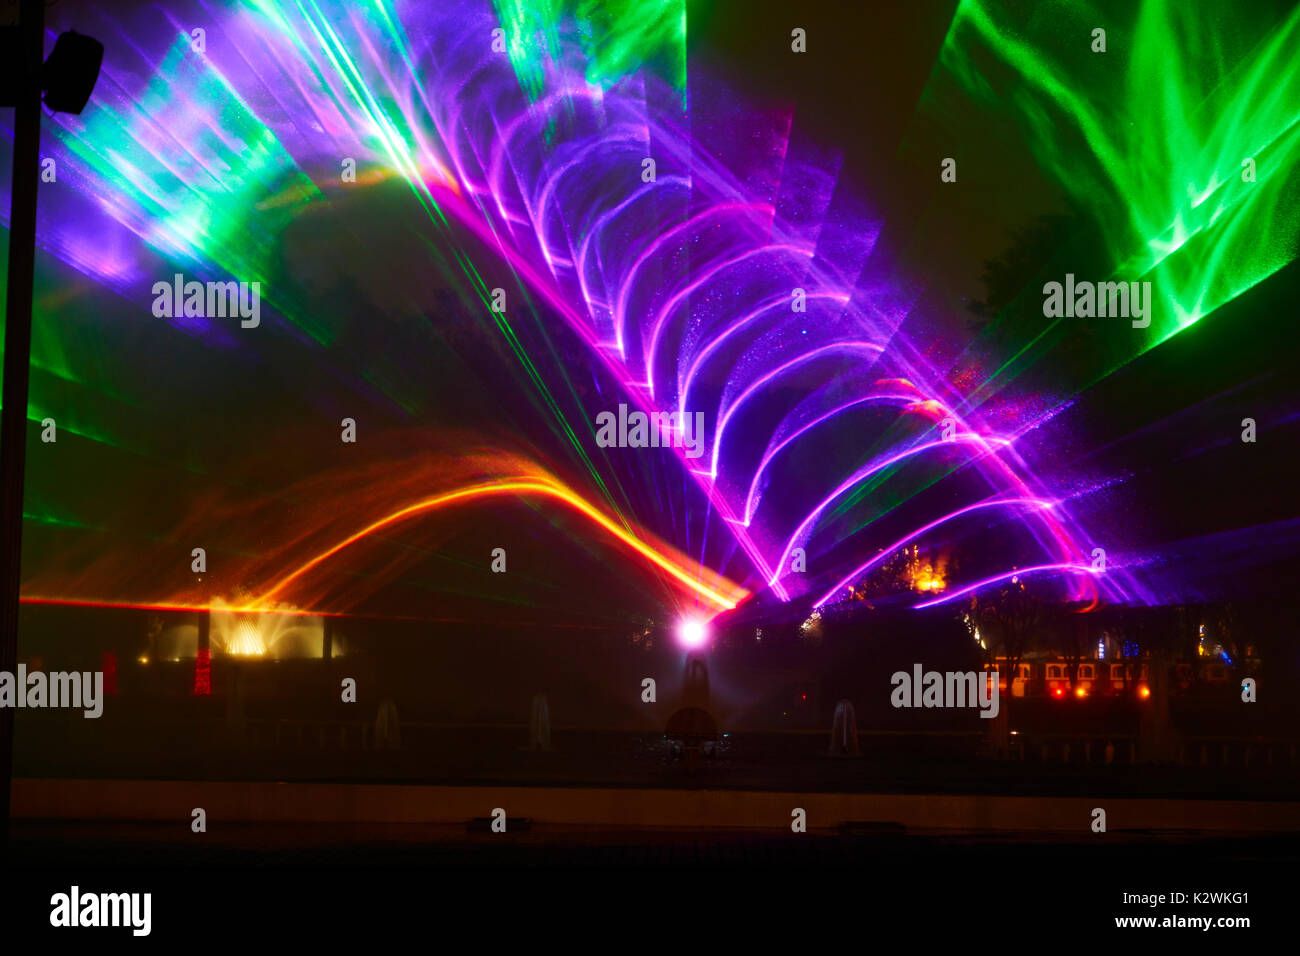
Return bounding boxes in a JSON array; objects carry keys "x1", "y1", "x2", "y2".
[
  {"x1": 527, "y1": 693, "x2": 551, "y2": 752},
  {"x1": 827, "y1": 699, "x2": 860, "y2": 757},
  {"x1": 374, "y1": 697, "x2": 400, "y2": 750}
]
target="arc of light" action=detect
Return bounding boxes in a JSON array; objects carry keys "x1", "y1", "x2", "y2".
[
  {"x1": 643, "y1": 242, "x2": 816, "y2": 398},
  {"x1": 767, "y1": 433, "x2": 998, "y2": 587},
  {"x1": 911, "y1": 564, "x2": 1101, "y2": 609},
  {"x1": 811, "y1": 497, "x2": 1057, "y2": 608},
  {"x1": 612, "y1": 203, "x2": 772, "y2": 356},
  {"x1": 762, "y1": 398, "x2": 1097, "y2": 602},
  {"x1": 411, "y1": 19, "x2": 1099, "y2": 602},
  {"x1": 574, "y1": 175, "x2": 692, "y2": 338},
  {"x1": 425, "y1": 180, "x2": 783, "y2": 594},
  {"x1": 743, "y1": 393, "x2": 929, "y2": 524},
  {"x1": 256, "y1": 478, "x2": 747, "y2": 611},
  {"x1": 333, "y1": 8, "x2": 1109, "y2": 608},
  {"x1": 413, "y1": 52, "x2": 869, "y2": 599},
  {"x1": 533, "y1": 127, "x2": 647, "y2": 271},
  {"x1": 677, "y1": 290, "x2": 853, "y2": 420},
  {"x1": 431, "y1": 41, "x2": 529, "y2": 198},
  {"x1": 710, "y1": 342, "x2": 885, "y2": 478},
  {"x1": 485, "y1": 84, "x2": 603, "y2": 225},
  {"x1": 884, "y1": 393, "x2": 1107, "y2": 603}
]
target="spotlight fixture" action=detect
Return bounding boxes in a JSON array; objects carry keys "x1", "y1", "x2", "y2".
[
  {"x1": 0, "y1": 26, "x2": 103, "y2": 113},
  {"x1": 41, "y1": 30, "x2": 104, "y2": 114}
]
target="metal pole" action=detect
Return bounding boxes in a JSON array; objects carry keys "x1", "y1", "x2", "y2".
[{"x1": 0, "y1": 0, "x2": 46, "y2": 846}]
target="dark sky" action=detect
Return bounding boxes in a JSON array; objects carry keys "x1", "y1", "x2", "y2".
[{"x1": 8, "y1": 0, "x2": 1300, "y2": 627}]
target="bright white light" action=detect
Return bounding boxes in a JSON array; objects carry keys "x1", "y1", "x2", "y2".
[
  {"x1": 678, "y1": 618, "x2": 708, "y2": 649},
  {"x1": 227, "y1": 619, "x2": 266, "y2": 657}
]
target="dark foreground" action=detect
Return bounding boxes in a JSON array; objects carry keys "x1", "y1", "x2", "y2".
[{"x1": 3, "y1": 815, "x2": 1292, "y2": 941}]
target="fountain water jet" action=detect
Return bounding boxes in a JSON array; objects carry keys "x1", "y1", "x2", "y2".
[{"x1": 827, "y1": 699, "x2": 860, "y2": 757}]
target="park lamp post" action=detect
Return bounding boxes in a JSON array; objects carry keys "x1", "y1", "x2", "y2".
[{"x1": 0, "y1": 0, "x2": 103, "y2": 844}]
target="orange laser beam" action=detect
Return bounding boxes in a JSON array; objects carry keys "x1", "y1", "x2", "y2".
[{"x1": 256, "y1": 478, "x2": 747, "y2": 611}]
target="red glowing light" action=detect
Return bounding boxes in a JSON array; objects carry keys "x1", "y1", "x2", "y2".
[
  {"x1": 193, "y1": 648, "x2": 211, "y2": 696},
  {"x1": 101, "y1": 651, "x2": 117, "y2": 696}
]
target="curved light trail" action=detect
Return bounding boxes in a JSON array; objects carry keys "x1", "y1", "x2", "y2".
[{"x1": 257, "y1": 478, "x2": 748, "y2": 611}]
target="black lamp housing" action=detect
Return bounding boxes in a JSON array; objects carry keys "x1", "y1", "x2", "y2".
[{"x1": 41, "y1": 30, "x2": 103, "y2": 114}]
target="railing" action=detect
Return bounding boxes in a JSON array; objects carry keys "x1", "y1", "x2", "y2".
[
  {"x1": 243, "y1": 717, "x2": 374, "y2": 750},
  {"x1": 231, "y1": 719, "x2": 1300, "y2": 770}
]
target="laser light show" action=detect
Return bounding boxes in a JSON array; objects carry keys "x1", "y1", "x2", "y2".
[{"x1": 0, "y1": 0, "x2": 1297, "y2": 934}]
